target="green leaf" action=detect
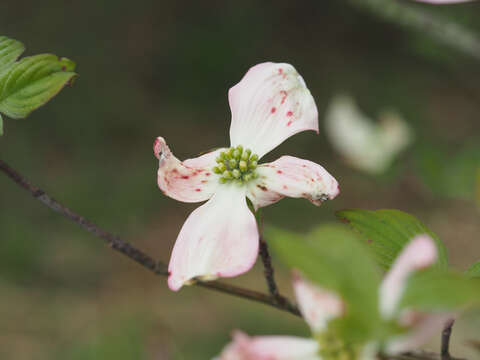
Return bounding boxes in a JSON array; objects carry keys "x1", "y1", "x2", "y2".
[
  {"x1": 401, "y1": 268, "x2": 480, "y2": 312},
  {"x1": 267, "y1": 224, "x2": 382, "y2": 342},
  {"x1": 0, "y1": 35, "x2": 77, "y2": 135},
  {"x1": 336, "y1": 209, "x2": 448, "y2": 271},
  {"x1": 466, "y1": 261, "x2": 480, "y2": 279},
  {"x1": 0, "y1": 36, "x2": 25, "y2": 74},
  {"x1": 0, "y1": 54, "x2": 76, "y2": 119}
]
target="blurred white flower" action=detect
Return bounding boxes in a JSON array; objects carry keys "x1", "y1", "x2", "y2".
[{"x1": 325, "y1": 95, "x2": 413, "y2": 175}]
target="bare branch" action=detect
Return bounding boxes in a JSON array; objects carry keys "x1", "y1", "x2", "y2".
[
  {"x1": 0, "y1": 158, "x2": 300, "y2": 317},
  {"x1": 441, "y1": 319, "x2": 455, "y2": 359},
  {"x1": 196, "y1": 280, "x2": 299, "y2": 316},
  {"x1": 384, "y1": 351, "x2": 465, "y2": 360},
  {"x1": 256, "y1": 210, "x2": 289, "y2": 306},
  {"x1": 348, "y1": 0, "x2": 480, "y2": 62}
]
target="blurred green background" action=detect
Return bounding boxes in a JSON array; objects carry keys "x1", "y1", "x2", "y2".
[{"x1": 0, "y1": 1, "x2": 479, "y2": 359}]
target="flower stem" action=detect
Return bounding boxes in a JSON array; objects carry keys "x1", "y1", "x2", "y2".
[
  {"x1": 258, "y1": 236, "x2": 280, "y2": 299},
  {"x1": 384, "y1": 351, "x2": 465, "y2": 360},
  {"x1": 0, "y1": 158, "x2": 300, "y2": 317},
  {"x1": 255, "y1": 209, "x2": 292, "y2": 307},
  {"x1": 441, "y1": 319, "x2": 455, "y2": 359}
]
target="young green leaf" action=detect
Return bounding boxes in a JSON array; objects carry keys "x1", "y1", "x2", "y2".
[
  {"x1": 0, "y1": 54, "x2": 76, "y2": 119},
  {"x1": 400, "y1": 268, "x2": 480, "y2": 312},
  {"x1": 267, "y1": 224, "x2": 382, "y2": 343},
  {"x1": 0, "y1": 36, "x2": 25, "y2": 74},
  {"x1": 466, "y1": 261, "x2": 480, "y2": 279},
  {"x1": 336, "y1": 209, "x2": 448, "y2": 271}
]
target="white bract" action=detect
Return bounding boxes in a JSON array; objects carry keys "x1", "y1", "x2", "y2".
[
  {"x1": 215, "y1": 235, "x2": 451, "y2": 360},
  {"x1": 325, "y1": 94, "x2": 412, "y2": 175},
  {"x1": 154, "y1": 63, "x2": 339, "y2": 291}
]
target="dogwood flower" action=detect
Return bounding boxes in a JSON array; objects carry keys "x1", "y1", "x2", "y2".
[
  {"x1": 154, "y1": 62, "x2": 339, "y2": 291},
  {"x1": 215, "y1": 235, "x2": 450, "y2": 360}
]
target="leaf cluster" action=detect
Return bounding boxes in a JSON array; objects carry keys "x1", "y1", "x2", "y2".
[
  {"x1": 268, "y1": 209, "x2": 480, "y2": 348},
  {"x1": 0, "y1": 35, "x2": 76, "y2": 135}
]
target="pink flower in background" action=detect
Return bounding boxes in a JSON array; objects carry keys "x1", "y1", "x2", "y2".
[
  {"x1": 215, "y1": 235, "x2": 449, "y2": 359},
  {"x1": 215, "y1": 273, "x2": 344, "y2": 360},
  {"x1": 154, "y1": 62, "x2": 339, "y2": 291},
  {"x1": 379, "y1": 235, "x2": 452, "y2": 354}
]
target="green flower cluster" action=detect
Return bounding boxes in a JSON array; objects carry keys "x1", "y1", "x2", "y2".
[
  {"x1": 316, "y1": 331, "x2": 358, "y2": 360},
  {"x1": 213, "y1": 145, "x2": 259, "y2": 184}
]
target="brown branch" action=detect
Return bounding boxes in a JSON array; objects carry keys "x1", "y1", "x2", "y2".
[
  {"x1": 441, "y1": 319, "x2": 455, "y2": 359},
  {"x1": 384, "y1": 351, "x2": 465, "y2": 360},
  {"x1": 196, "y1": 280, "x2": 299, "y2": 316},
  {"x1": 0, "y1": 158, "x2": 300, "y2": 317},
  {"x1": 258, "y1": 236, "x2": 295, "y2": 308},
  {"x1": 256, "y1": 210, "x2": 289, "y2": 307},
  {"x1": 258, "y1": 237, "x2": 280, "y2": 298}
]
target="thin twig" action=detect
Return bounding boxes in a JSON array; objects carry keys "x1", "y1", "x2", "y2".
[
  {"x1": 0, "y1": 158, "x2": 300, "y2": 317},
  {"x1": 385, "y1": 351, "x2": 465, "y2": 360},
  {"x1": 348, "y1": 0, "x2": 480, "y2": 62},
  {"x1": 441, "y1": 319, "x2": 455, "y2": 359},
  {"x1": 196, "y1": 281, "x2": 299, "y2": 316},
  {"x1": 256, "y1": 210, "x2": 287, "y2": 306},
  {"x1": 258, "y1": 237, "x2": 280, "y2": 298}
]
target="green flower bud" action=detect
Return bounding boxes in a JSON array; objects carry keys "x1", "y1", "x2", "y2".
[
  {"x1": 212, "y1": 145, "x2": 259, "y2": 185},
  {"x1": 243, "y1": 173, "x2": 253, "y2": 182},
  {"x1": 239, "y1": 160, "x2": 247, "y2": 171},
  {"x1": 228, "y1": 158, "x2": 237, "y2": 168}
]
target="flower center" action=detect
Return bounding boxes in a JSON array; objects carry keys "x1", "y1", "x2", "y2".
[
  {"x1": 212, "y1": 145, "x2": 259, "y2": 184},
  {"x1": 315, "y1": 331, "x2": 358, "y2": 360}
]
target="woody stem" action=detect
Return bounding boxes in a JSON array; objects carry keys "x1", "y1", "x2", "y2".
[
  {"x1": 255, "y1": 210, "x2": 290, "y2": 307},
  {"x1": 0, "y1": 158, "x2": 301, "y2": 317}
]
